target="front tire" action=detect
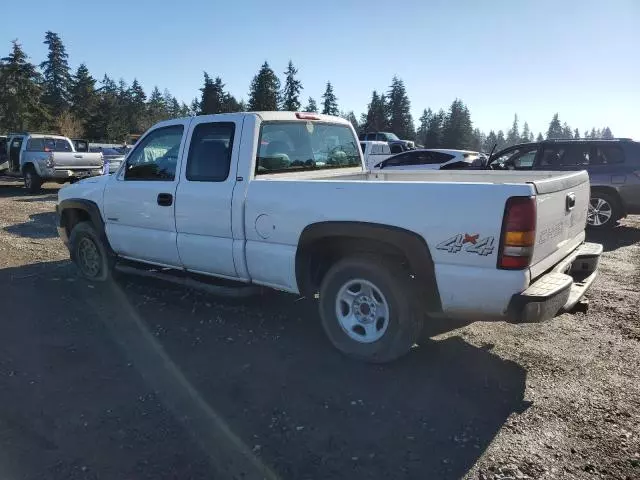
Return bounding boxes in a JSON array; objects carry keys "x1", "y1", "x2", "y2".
[
  {"x1": 319, "y1": 256, "x2": 423, "y2": 363},
  {"x1": 587, "y1": 192, "x2": 620, "y2": 229},
  {"x1": 23, "y1": 166, "x2": 43, "y2": 194},
  {"x1": 69, "y1": 222, "x2": 114, "y2": 282}
]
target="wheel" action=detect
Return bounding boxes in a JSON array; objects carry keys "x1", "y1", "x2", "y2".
[
  {"x1": 319, "y1": 255, "x2": 423, "y2": 363},
  {"x1": 69, "y1": 222, "x2": 114, "y2": 281},
  {"x1": 587, "y1": 192, "x2": 620, "y2": 229},
  {"x1": 23, "y1": 166, "x2": 42, "y2": 193}
]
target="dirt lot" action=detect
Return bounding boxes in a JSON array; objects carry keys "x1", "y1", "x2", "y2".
[{"x1": 0, "y1": 179, "x2": 638, "y2": 480}]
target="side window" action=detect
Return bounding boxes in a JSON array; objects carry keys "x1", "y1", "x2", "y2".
[
  {"x1": 186, "y1": 122, "x2": 235, "y2": 182},
  {"x1": 384, "y1": 152, "x2": 412, "y2": 166},
  {"x1": 389, "y1": 144, "x2": 404, "y2": 154},
  {"x1": 558, "y1": 146, "x2": 591, "y2": 167},
  {"x1": 359, "y1": 142, "x2": 367, "y2": 154},
  {"x1": 593, "y1": 146, "x2": 624, "y2": 165},
  {"x1": 382, "y1": 144, "x2": 391, "y2": 154},
  {"x1": 538, "y1": 147, "x2": 567, "y2": 168},
  {"x1": 124, "y1": 125, "x2": 184, "y2": 181},
  {"x1": 27, "y1": 138, "x2": 45, "y2": 151}
]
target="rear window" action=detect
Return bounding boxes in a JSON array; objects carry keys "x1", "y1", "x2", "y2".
[
  {"x1": 256, "y1": 122, "x2": 360, "y2": 174},
  {"x1": 593, "y1": 145, "x2": 625, "y2": 165},
  {"x1": 27, "y1": 137, "x2": 73, "y2": 152}
]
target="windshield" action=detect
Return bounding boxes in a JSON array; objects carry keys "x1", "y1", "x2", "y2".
[
  {"x1": 384, "y1": 132, "x2": 400, "y2": 141},
  {"x1": 256, "y1": 121, "x2": 361, "y2": 174}
]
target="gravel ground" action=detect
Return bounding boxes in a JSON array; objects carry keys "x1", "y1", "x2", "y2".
[{"x1": 0, "y1": 179, "x2": 638, "y2": 480}]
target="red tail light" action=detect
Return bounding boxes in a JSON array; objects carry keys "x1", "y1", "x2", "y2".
[
  {"x1": 498, "y1": 196, "x2": 536, "y2": 270},
  {"x1": 296, "y1": 112, "x2": 320, "y2": 120}
]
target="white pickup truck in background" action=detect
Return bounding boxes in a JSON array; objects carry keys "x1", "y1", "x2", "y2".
[
  {"x1": 2, "y1": 133, "x2": 104, "y2": 192},
  {"x1": 56, "y1": 112, "x2": 602, "y2": 362}
]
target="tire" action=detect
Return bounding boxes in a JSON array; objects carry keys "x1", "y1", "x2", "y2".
[
  {"x1": 23, "y1": 166, "x2": 43, "y2": 194},
  {"x1": 69, "y1": 221, "x2": 114, "y2": 282},
  {"x1": 587, "y1": 192, "x2": 620, "y2": 229},
  {"x1": 319, "y1": 255, "x2": 423, "y2": 363}
]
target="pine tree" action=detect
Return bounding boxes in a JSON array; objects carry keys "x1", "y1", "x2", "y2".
[
  {"x1": 471, "y1": 128, "x2": 485, "y2": 152},
  {"x1": 40, "y1": 31, "x2": 71, "y2": 117},
  {"x1": 583, "y1": 130, "x2": 589, "y2": 139},
  {"x1": 363, "y1": 91, "x2": 388, "y2": 132},
  {"x1": 69, "y1": 63, "x2": 98, "y2": 130},
  {"x1": 424, "y1": 109, "x2": 445, "y2": 147},
  {"x1": 416, "y1": 108, "x2": 433, "y2": 146},
  {"x1": 304, "y1": 97, "x2": 317, "y2": 113},
  {"x1": 190, "y1": 97, "x2": 200, "y2": 116},
  {"x1": 0, "y1": 40, "x2": 48, "y2": 131},
  {"x1": 506, "y1": 114, "x2": 520, "y2": 146},
  {"x1": 536, "y1": 132, "x2": 544, "y2": 142},
  {"x1": 247, "y1": 61, "x2": 280, "y2": 111},
  {"x1": 442, "y1": 99, "x2": 473, "y2": 149},
  {"x1": 199, "y1": 73, "x2": 239, "y2": 114},
  {"x1": 590, "y1": 128, "x2": 597, "y2": 139},
  {"x1": 147, "y1": 86, "x2": 167, "y2": 124},
  {"x1": 281, "y1": 60, "x2": 302, "y2": 111},
  {"x1": 601, "y1": 127, "x2": 614, "y2": 139},
  {"x1": 561, "y1": 122, "x2": 573, "y2": 139},
  {"x1": 127, "y1": 78, "x2": 147, "y2": 132},
  {"x1": 546, "y1": 113, "x2": 563, "y2": 139},
  {"x1": 86, "y1": 75, "x2": 127, "y2": 141},
  {"x1": 386, "y1": 76, "x2": 415, "y2": 139},
  {"x1": 496, "y1": 130, "x2": 506, "y2": 150},
  {"x1": 342, "y1": 111, "x2": 358, "y2": 130},
  {"x1": 321, "y1": 81, "x2": 339, "y2": 116},
  {"x1": 483, "y1": 130, "x2": 497, "y2": 153},
  {"x1": 521, "y1": 121, "x2": 531, "y2": 143},
  {"x1": 573, "y1": 128, "x2": 580, "y2": 139}
]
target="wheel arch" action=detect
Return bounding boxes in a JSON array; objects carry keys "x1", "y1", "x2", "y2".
[
  {"x1": 295, "y1": 221, "x2": 442, "y2": 312},
  {"x1": 58, "y1": 198, "x2": 112, "y2": 252}
]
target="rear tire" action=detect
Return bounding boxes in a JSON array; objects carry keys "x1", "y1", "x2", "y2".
[
  {"x1": 69, "y1": 221, "x2": 114, "y2": 282},
  {"x1": 587, "y1": 192, "x2": 620, "y2": 229},
  {"x1": 23, "y1": 166, "x2": 42, "y2": 194},
  {"x1": 319, "y1": 255, "x2": 423, "y2": 363}
]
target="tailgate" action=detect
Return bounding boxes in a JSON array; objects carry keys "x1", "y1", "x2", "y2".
[
  {"x1": 53, "y1": 152, "x2": 103, "y2": 168},
  {"x1": 529, "y1": 171, "x2": 590, "y2": 278}
]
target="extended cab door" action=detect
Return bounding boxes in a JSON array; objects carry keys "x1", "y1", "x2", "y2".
[
  {"x1": 103, "y1": 120, "x2": 189, "y2": 267},
  {"x1": 9, "y1": 136, "x2": 24, "y2": 172},
  {"x1": 174, "y1": 115, "x2": 244, "y2": 279}
]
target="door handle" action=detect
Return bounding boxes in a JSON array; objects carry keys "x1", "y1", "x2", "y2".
[
  {"x1": 157, "y1": 193, "x2": 173, "y2": 206},
  {"x1": 566, "y1": 192, "x2": 576, "y2": 211}
]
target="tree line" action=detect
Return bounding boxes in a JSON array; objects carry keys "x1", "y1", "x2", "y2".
[{"x1": 0, "y1": 32, "x2": 615, "y2": 148}]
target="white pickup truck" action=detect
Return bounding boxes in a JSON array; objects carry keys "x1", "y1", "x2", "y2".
[{"x1": 56, "y1": 112, "x2": 602, "y2": 362}]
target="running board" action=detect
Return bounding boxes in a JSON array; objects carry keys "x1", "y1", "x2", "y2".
[{"x1": 114, "y1": 263, "x2": 262, "y2": 298}]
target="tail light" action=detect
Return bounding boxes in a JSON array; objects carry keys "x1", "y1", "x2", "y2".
[
  {"x1": 296, "y1": 112, "x2": 320, "y2": 120},
  {"x1": 498, "y1": 196, "x2": 536, "y2": 269}
]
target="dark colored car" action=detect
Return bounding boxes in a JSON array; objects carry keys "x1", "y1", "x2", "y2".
[
  {"x1": 358, "y1": 132, "x2": 415, "y2": 153},
  {"x1": 488, "y1": 139, "x2": 640, "y2": 228}
]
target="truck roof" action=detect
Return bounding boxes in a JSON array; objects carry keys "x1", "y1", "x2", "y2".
[{"x1": 176, "y1": 111, "x2": 350, "y2": 125}]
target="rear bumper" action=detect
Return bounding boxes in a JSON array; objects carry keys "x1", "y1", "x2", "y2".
[
  {"x1": 44, "y1": 167, "x2": 103, "y2": 181},
  {"x1": 507, "y1": 242, "x2": 603, "y2": 323}
]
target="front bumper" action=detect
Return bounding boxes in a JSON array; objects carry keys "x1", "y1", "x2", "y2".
[{"x1": 507, "y1": 242, "x2": 603, "y2": 323}]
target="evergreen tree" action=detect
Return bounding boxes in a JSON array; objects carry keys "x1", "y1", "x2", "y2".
[
  {"x1": 0, "y1": 40, "x2": 48, "y2": 131},
  {"x1": 506, "y1": 114, "x2": 520, "y2": 146},
  {"x1": 386, "y1": 76, "x2": 415, "y2": 139},
  {"x1": 583, "y1": 130, "x2": 589, "y2": 139},
  {"x1": 126, "y1": 78, "x2": 147, "y2": 132},
  {"x1": 424, "y1": 109, "x2": 445, "y2": 147},
  {"x1": 483, "y1": 130, "x2": 498, "y2": 153},
  {"x1": 179, "y1": 102, "x2": 191, "y2": 117},
  {"x1": 147, "y1": 86, "x2": 168, "y2": 124},
  {"x1": 536, "y1": 132, "x2": 544, "y2": 142},
  {"x1": 281, "y1": 60, "x2": 302, "y2": 111},
  {"x1": 363, "y1": 90, "x2": 388, "y2": 132},
  {"x1": 69, "y1": 63, "x2": 98, "y2": 130},
  {"x1": 589, "y1": 128, "x2": 597, "y2": 139},
  {"x1": 342, "y1": 111, "x2": 358, "y2": 130},
  {"x1": 442, "y1": 99, "x2": 473, "y2": 149},
  {"x1": 601, "y1": 127, "x2": 614, "y2": 139},
  {"x1": 247, "y1": 61, "x2": 280, "y2": 111},
  {"x1": 521, "y1": 121, "x2": 531, "y2": 143},
  {"x1": 321, "y1": 81, "x2": 339, "y2": 116},
  {"x1": 86, "y1": 75, "x2": 127, "y2": 141},
  {"x1": 496, "y1": 130, "x2": 506, "y2": 150},
  {"x1": 237, "y1": 99, "x2": 247, "y2": 112},
  {"x1": 574, "y1": 128, "x2": 580, "y2": 139},
  {"x1": 546, "y1": 113, "x2": 563, "y2": 139},
  {"x1": 561, "y1": 122, "x2": 573, "y2": 139},
  {"x1": 304, "y1": 97, "x2": 317, "y2": 113},
  {"x1": 416, "y1": 108, "x2": 432, "y2": 146},
  {"x1": 199, "y1": 73, "x2": 240, "y2": 114},
  {"x1": 471, "y1": 128, "x2": 485, "y2": 152},
  {"x1": 40, "y1": 31, "x2": 71, "y2": 117},
  {"x1": 190, "y1": 97, "x2": 200, "y2": 116}
]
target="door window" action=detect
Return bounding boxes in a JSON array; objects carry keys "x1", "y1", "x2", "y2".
[
  {"x1": 593, "y1": 146, "x2": 625, "y2": 165},
  {"x1": 186, "y1": 122, "x2": 235, "y2": 182},
  {"x1": 492, "y1": 146, "x2": 537, "y2": 169},
  {"x1": 124, "y1": 125, "x2": 184, "y2": 181},
  {"x1": 556, "y1": 145, "x2": 591, "y2": 167}
]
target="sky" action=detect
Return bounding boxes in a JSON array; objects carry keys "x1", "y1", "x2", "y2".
[{"x1": 2, "y1": 0, "x2": 639, "y2": 139}]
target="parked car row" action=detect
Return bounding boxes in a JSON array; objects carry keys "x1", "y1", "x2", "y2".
[{"x1": 57, "y1": 111, "x2": 602, "y2": 363}]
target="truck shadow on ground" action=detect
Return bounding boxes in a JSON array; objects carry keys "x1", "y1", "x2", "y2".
[
  {"x1": 0, "y1": 181, "x2": 59, "y2": 199},
  {"x1": 0, "y1": 260, "x2": 528, "y2": 480},
  {"x1": 586, "y1": 222, "x2": 640, "y2": 252},
  {"x1": 4, "y1": 211, "x2": 58, "y2": 239}
]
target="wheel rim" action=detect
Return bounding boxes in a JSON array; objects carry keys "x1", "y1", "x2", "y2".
[
  {"x1": 24, "y1": 172, "x2": 32, "y2": 189},
  {"x1": 587, "y1": 197, "x2": 613, "y2": 226},
  {"x1": 335, "y1": 278, "x2": 389, "y2": 344},
  {"x1": 77, "y1": 237, "x2": 101, "y2": 278}
]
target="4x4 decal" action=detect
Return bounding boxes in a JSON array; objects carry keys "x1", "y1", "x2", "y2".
[{"x1": 436, "y1": 233, "x2": 495, "y2": 256}]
